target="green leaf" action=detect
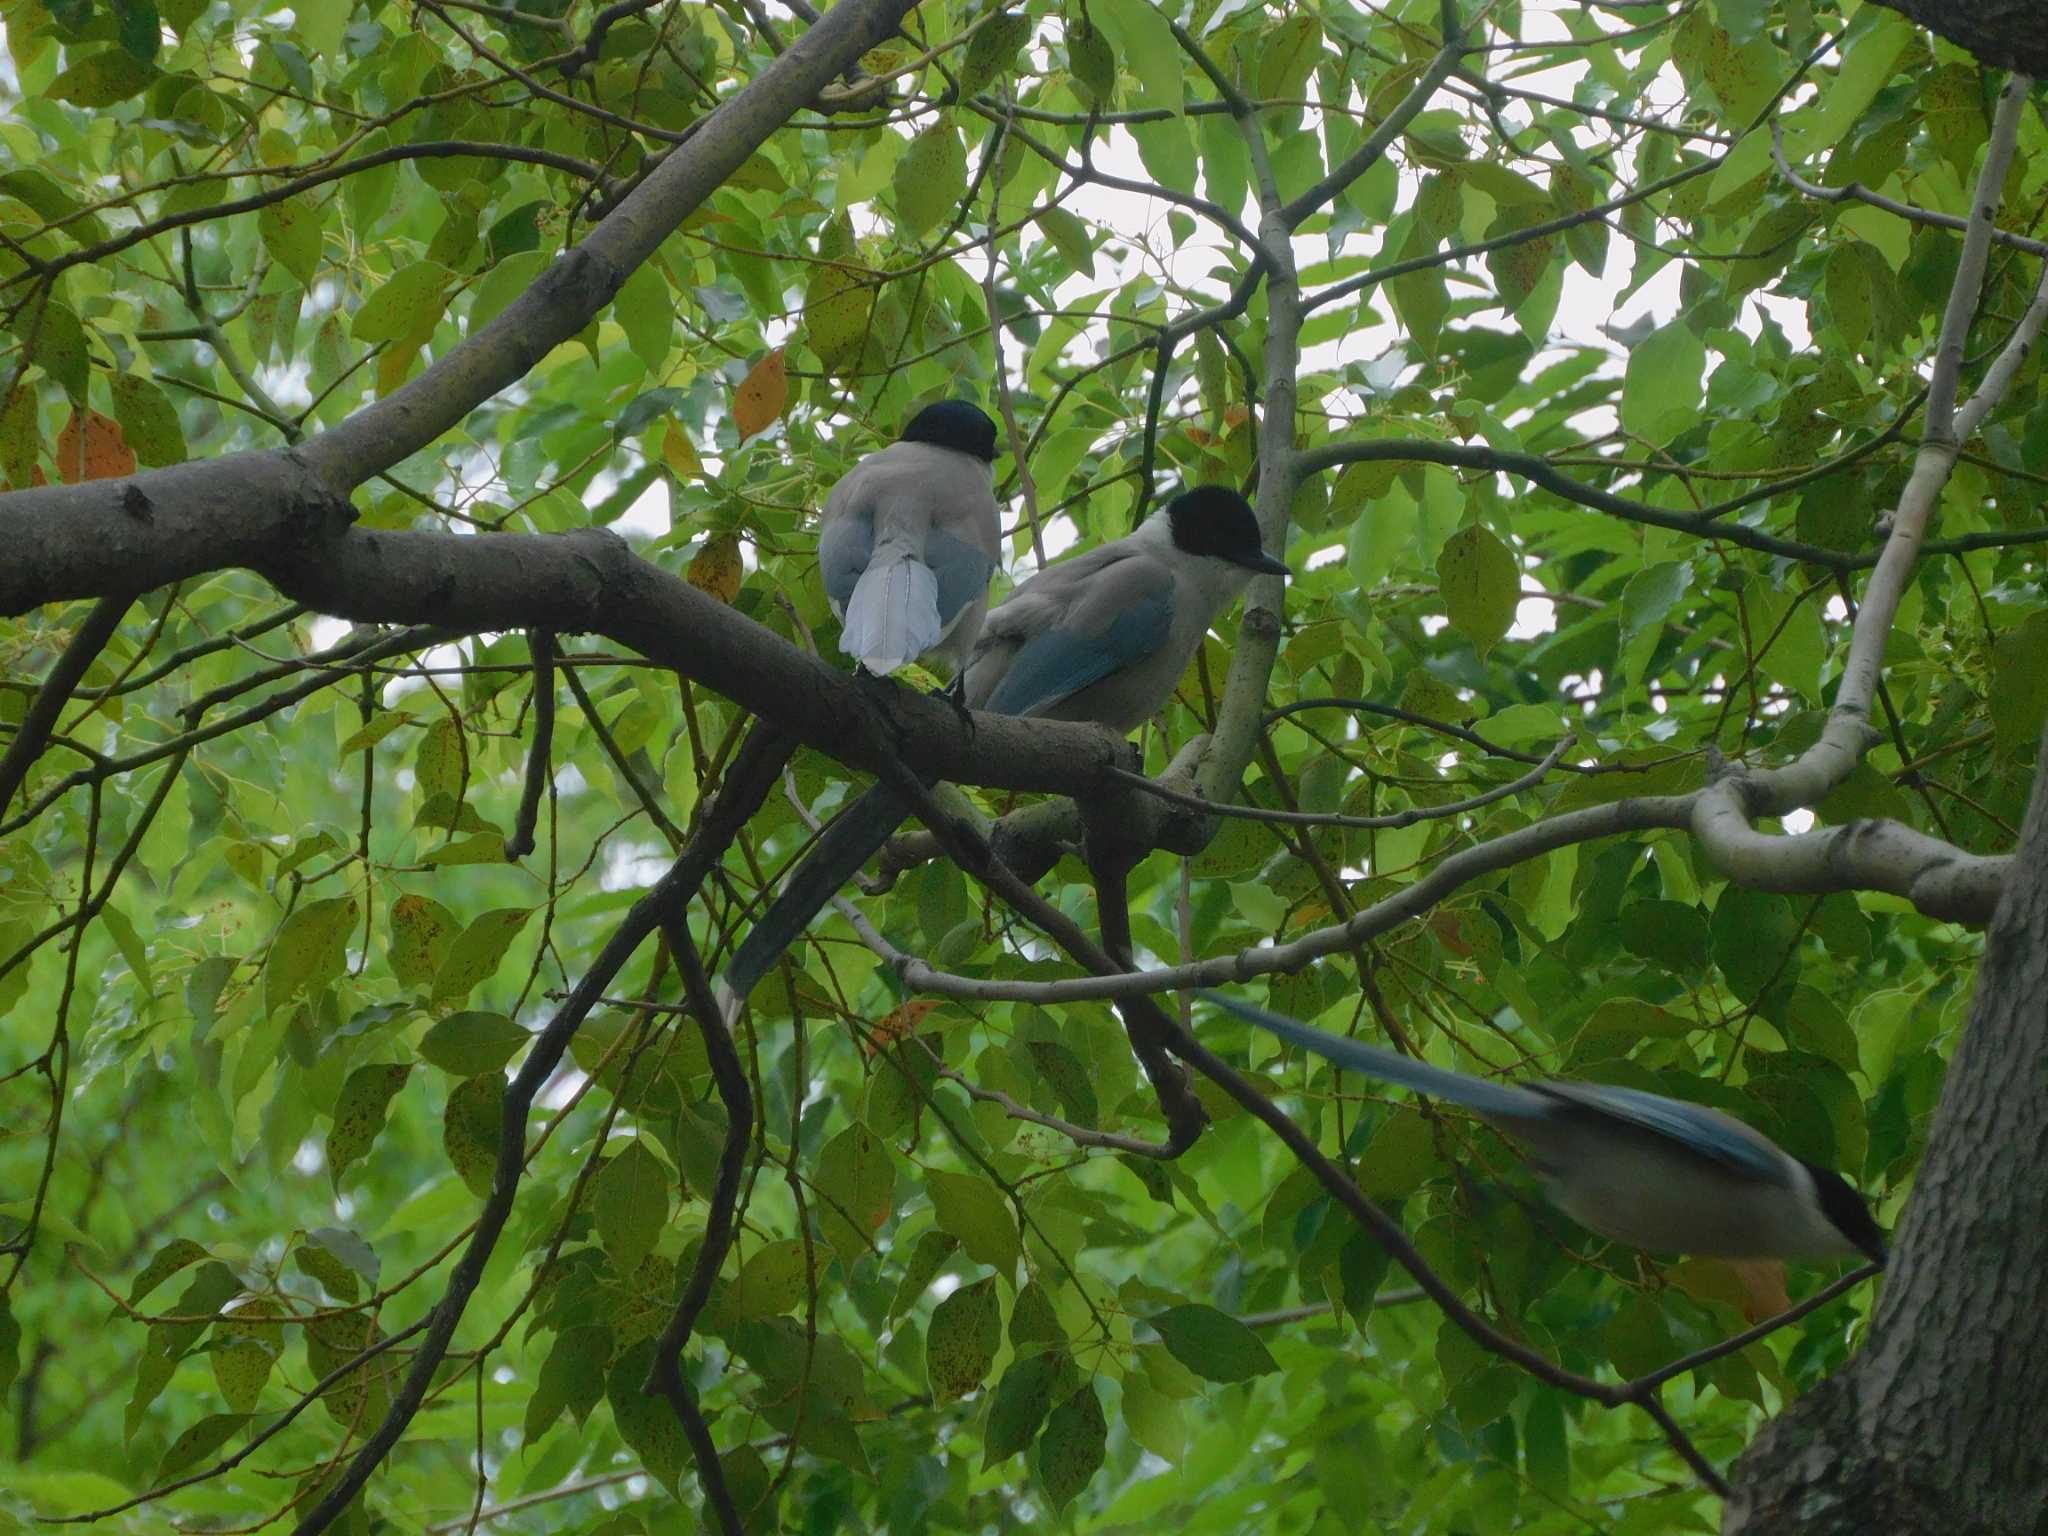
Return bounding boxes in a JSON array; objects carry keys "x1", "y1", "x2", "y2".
[
  {"x1": 326, "y1": 1064, "x2": 411, "y2": 1186},
  {"x1": 210, "y1": 1314, "x2": 277, "y2": 1413},
  {"x1": 800, "y1": 257, "x2": 874, "y2": 375},
  {"x1": 984, "y1": 1349, "x2": 1060, "y2": 1465},
  {"x1": 264, "y1": 898, "x2": 358, "y2": 1015},
  {"x1": 926, "y1": 1169, "x2": 1021, "y2": 1278},
  {"x1": 1619, "y1": 561, "x2": 1692, "y2": 645},
  {"x1": 1990, "y1": 610, "x2": 2048, "y2": 758},
  {"x1": 1618, "y1": 900, "x2": 1711, "y2": 976},
  {"x1": 292, "y1": 1234, "x2": 365, "y2": 1302},
  {"x1": 1255, "y1": 13, "x2": 1320, "y2": 100},
  {"x1": 415, "y1": 716, "x2": 465, "y2": 805},
  {"x1": 23, "y1": 295, "x2": 90, "y2": 403},
  {"x1": 815, "y1": 1123, "x2": 894, "y2": 1264},
  {"x1": 1435, "y1": 523, "x2": 1518, "y2": 658},
  {"x1": 893, "y1": 119, "x2": 968, "y2": 238},
  {"x1": 1123, "y1": 1370, "x2": 1187, "y2": 1462},
  {"x1": 1090, "y1": 0, "x2": 1178, "y2": 109},
  {"x1": 733, "y1": 1238, "x2": 809, "y2": 1320},
  {"x1": 257, "y1": 197, "x2": 325, "y2": 288},
  {"x1": 418, "y1": 1011, "x2": 529, "y2": 1076},
  {"x1": 613, "y1": 264, "x2": 674, "y2": 376},
  {"x1": 1036, "y1": 1383, "x2": 1107, "y2": 1510},
  {"x1": 443, "y1": 1073, "x2": 507, "y2": 1198},
  {"x1": 1710, "y1": 886, "x2": 1803, "y2": 1002},
  {"x1": 525, "y1": 1324, "x2": 612, "y2": 1442},
  {"x1": 1356, "y1": 1107, "x2": 1443, "y2": 1200},
  {"x1": 957, "y1": 10, "x2": 1032, "y2": 98},
  {"x1": 1035, "y1": 209, "x2": 1095, "y2": 279},
  {"x1": 606, "y1": 1340, "x2": 686, "y2": 1494},
  {"x1": 127, "y1": 1238, "x2": 211, "y2": 1305},
  {"x1": 112, "y1": 0, "x2": 161, "y2": 59},
  {"x1": 889, "y1": 1229, "x2": 959, "y2": 1319},
  {"x1": 0, "y1": 1295, "x2": 20, "y2": 1403},
  {"x1": 109, "y1": 372, "x2": 185, "y2": 465},
  {"x1": 1008, "y1": 1280, "x2": 1064, "y2": 1347},
  {"x1": 926, "y1": 1275, "x2": 1001, "y2": 1403},
  {"x1": 430, "y1": 907, "x2": 533, "y2": 1006},
  {"x1": 1620, "y1": 321, "x2": 1705, "y2": 444},
  {"x1": 49, "y1": 46, "x2": 159, "y2": 105},
  {"x1": 1067, "y1": 18, "x2": 1115, "y2": 108},
  {"x1": 593, "y1": 1139, "x2": 671, "y2": 1272},
  {"x1": 1148, "y1": 1304, "x2": 1277, "y2": 1383},
  {"x1": 388, "y1": 893, "x2": 458, "y2": 988},
  {"x1": 351, "y1": 261, "x2": 452, "y2": 343},
  {"x1": 157, "y1": 1411, "x2": 249, "y2": 1480}
]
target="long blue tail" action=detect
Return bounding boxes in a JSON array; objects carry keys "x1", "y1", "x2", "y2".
[
  {"x1": 1203, "y1": 991, "x2": 1546, "y2": 1120},
  {"x1": 720, "y1": 784, "x2": 911, "y2": 1005}
]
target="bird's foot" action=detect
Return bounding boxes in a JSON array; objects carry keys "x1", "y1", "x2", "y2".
[{"x1": 941, "y1": 673, "x2": 976, "y2": 737}]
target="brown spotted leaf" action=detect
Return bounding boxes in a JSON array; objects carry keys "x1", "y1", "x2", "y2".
[
  {"x1": 687, "y1": 533, "x2": 743, "y2": 603},
  {"x1": 443, "y1": 1073, "x2": 506, "y2": 1197},
  {"x1": 388, "y1": 893, "x2": 458, "y2": 988},
  {"x1": 1036, "y1": 1382, "x2": 1107, "y2": 1509},
  {"x1": 926, "y1": 1275, "x2": 1000, "y2": 1403},
  {"x1": 327, "y1": 1064, "x2": 410, "y2": 1187}
]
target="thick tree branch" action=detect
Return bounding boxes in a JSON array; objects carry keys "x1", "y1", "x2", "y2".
[
  {"x1": 1864, "y1": 0, "x2": 2048, "y2": 75},
  {"x1": 0, "y1": 500, "x2": 1160, "y2": 808},
  {"x1": 291, "y1": 0, "x2": 920, "y2": 488}
]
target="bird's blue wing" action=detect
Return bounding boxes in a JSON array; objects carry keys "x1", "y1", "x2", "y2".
[
  {"x1": 818, "y1": 506, "x2": 873, "y2": 615},
  {"x1": 979, "y1": 582, "x2": 1173, "y2": 719},
  {"x1": 926, "y1": 526, "x2": 996, "y2": 631},
  {"x1": 1534, "y1": 1083, "x2": 1789, "y2": 1184}
]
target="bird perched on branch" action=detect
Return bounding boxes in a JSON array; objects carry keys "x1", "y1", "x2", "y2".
[
  {"x1": 818, "y1": 399, "x2": 1001, "y2": 680},
  {"x1": 717, "y1": 486, "x2": 1288, "y2": 1009},
  {"x1": 1208, "y1": 992, "x2": 1888, "y2": 1267}
]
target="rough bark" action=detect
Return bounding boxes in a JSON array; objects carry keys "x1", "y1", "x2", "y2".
[
  {"x1": 1724, "y1": 724, "x2": 2048, "y2": 1532},
  {"x1": 1867, "y1": 0, "x2": 2048, "y2": 76}
]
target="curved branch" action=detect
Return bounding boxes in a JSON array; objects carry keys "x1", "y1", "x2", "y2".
[
  {"x1": 0, "y1": 594, "x2": 130, "y2": 814},
  {"x1": 6, "y1": 143, "x2": 608, "y2": 290},
  {"x1": 287, "y1": 725, "x2": 794, "y2": 1535}
]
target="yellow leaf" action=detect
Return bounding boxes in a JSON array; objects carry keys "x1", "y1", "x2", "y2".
[
  {"x1": 733, "y1": 347, "x2": 788, "y2": 439},
  {"x1": 687, "y1": 534, "x2": 742, "y2": 603},
  {"x1": 660, "y1": 422, "x2": 701, "y2": 480}
]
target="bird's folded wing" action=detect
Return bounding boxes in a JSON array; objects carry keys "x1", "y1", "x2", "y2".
[
  {"x1": 1533, "y1": 1083, "x2": 1789, "y2": 1184},
  {"x1": 976, "y1": 554, "x2": 1173, "y2": 718}
]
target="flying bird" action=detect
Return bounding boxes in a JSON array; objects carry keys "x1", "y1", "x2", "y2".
[
  {"x1": 718, "y1": 487, "x2": 1288, "y2": 1007},
  {"x1": 1208, "y1": 991, "x2": 1887, "y2": 1266}
]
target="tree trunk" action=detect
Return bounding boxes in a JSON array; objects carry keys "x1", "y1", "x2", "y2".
[
  {"x1": 1724, "y1": 729, "x2": 2048, "y2": 1531},
  {"x1": 1867, "y1": 0, "x2": 2048, "y2": 75}
]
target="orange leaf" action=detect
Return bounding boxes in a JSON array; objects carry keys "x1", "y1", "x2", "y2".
[
  {"x1": 732, "y1": 347, "x2": 788, "y2": 439},
  {"x1": 687, "y1": 533, "x2": 743, "y2": 604},
  {"x1": 867, "y1": 998, "x2": 942, "y2": 1055},
  {"x1": 55, "y1": 409, "x2": 137, "y2": 483}
]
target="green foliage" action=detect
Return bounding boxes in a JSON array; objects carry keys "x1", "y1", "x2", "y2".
[{"x1": 1, "y1": 0, "x2": 2042, "y2": 1529}]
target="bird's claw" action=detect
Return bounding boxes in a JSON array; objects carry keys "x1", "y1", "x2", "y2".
[{"x1": 942, "y1": 673, "x2": 976, "y2": 737}]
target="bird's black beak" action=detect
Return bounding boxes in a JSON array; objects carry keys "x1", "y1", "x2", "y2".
[{"x1": 1239, "y1": 551, "x2": 1290, "y2": 577}]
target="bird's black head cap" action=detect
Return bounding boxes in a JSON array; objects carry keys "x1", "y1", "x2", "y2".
[
  {"x1": 901, "y1": 401, "x2": 998, "y2": 462},
  {"x1": 1165, "y1": 485, "x2": 1289, "y2": 575},
  {"x1": 1802, "y1": 1160, "x2": 1888, "y2": 1266}
]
